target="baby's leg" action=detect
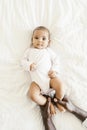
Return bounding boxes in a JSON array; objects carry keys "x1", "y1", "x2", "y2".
[
  {"x1": 50, "y1": 77, "x2": 66, "y2": 111},
  {"x1": 28, "y1": 82, "x2": 56, "y2": 114},
  {"x1": 27, "y1": 82, "x2": 47, "y2": 105},
  {"x1": 50, "y1": 77, "x2": 65, "y2": 100}
]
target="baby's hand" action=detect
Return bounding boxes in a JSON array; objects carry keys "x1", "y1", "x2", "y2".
[
  {"x1": 30, "y1": 63, "x2": 37, "y2": 71},
  {"x1": 48, "y1": 70, "x2": 57, "y2": 78}
]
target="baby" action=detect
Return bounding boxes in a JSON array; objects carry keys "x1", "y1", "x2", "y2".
[{"x1": 21, "y1": 26, "x2": 66, "y2": 113}]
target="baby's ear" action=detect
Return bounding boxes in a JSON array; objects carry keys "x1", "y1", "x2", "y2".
[
  {"x1": 49, "y1": 39, "x2": 51, "y2": 43},
  {"x1": 48, "y1": 40, "x2": 51, "y2": 46},
  {"x1": 31, "y1": 37, "x2": 33, "y2": 42}
]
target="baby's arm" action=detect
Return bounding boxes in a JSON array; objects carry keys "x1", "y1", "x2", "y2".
[
  {"x1": 51, "y1": 54, "x2": 61, "y2": 74},
  {"x1": 47, "y1": 48, "x2": 61, "y2": 78}
]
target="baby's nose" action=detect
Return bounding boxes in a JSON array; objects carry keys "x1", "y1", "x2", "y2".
[{"x1": 38, "y1": 38, "x2": 42, "y2": 42}]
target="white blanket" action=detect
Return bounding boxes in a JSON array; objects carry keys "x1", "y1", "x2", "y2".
[{"x1": 0, "y1": 0, "x2": 87, "y2": 130}]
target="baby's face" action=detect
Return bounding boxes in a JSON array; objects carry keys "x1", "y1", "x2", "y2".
[{"x1": 32, "y1": 29, "x2": 50, "y2": 49}]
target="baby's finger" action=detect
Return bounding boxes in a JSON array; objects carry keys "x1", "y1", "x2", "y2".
[
  {"x1": 57, "y1": 100, "x2": 66, "y2": 107},
  {"x1": 53, "y1": 98, "x2": 66, "y2": 106}
]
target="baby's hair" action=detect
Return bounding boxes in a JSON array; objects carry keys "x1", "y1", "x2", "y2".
[{"x1": 33, "y1": 26, "x2": 50, "y2": 39}]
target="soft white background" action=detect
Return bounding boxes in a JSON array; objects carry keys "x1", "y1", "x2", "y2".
[{"x1": 0, "y1": 0, "x2": 87, "y2": 130}]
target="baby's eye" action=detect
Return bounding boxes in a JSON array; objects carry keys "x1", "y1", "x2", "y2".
[
  {"x1": 35, "y1": 37, "x2": 38, "y2": 39},
  {"x1": 43, "y1": 37, "x2": 46, "y2": 40}
]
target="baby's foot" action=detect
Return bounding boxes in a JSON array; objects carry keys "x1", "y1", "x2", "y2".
[
  {"x1": 53, "y1": 98, "x2": 66, "y2": 112},
  {"x1": 57, "y1": 104, "x2": 66, "y2": 112}
]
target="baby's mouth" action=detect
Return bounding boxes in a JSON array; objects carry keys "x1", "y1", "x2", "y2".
[{"x1": 37, "y1": 44, "x2": 43, "y2": 47}]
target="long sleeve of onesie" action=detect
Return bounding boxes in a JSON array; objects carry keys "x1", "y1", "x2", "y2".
[
  {"x1": 47, "y1": 48, "x2": 61, "y2": 74},
  {"x1": 21, "y1": 48, "x2": 32, "y2": 71}
]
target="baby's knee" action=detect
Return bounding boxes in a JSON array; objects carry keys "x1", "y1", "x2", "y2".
[{"x1": 29, "y1": 89, "x2": 46, "y2": 105}]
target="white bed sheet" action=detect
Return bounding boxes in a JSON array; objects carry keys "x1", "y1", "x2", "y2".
[{"x1": 0, "y1": 0, "x2": 87, "y2": 130}]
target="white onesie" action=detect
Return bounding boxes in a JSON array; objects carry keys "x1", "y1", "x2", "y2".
[{"x1": 21, "y1": 47, "x2": 60, "y2": 93}]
